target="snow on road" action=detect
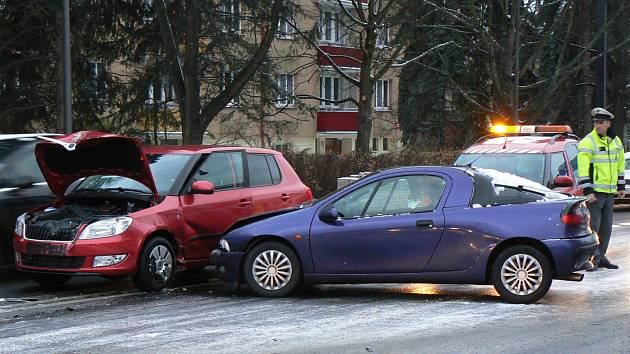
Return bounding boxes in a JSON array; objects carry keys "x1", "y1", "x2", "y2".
[{"x1": 1, "y1": 222, "x2": 630, "y2": 353}]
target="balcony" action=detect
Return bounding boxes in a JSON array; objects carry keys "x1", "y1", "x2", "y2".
[
  {"x1": 318, "y1": 45, "x2": 363, "y2": 68},
  {"x1": 317, "y1": 111, "x2": 358, "y2": 132}
]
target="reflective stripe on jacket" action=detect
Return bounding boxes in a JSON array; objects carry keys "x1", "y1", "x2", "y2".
[{"x1": 577, "y1": 129, "x2": 625, "y2": 194}]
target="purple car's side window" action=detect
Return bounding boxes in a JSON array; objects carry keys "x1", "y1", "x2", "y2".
[
  {"x1": 333, "y1": 183, "x2": 377, "y2": 219},
  {"x1": 334, "y1": 175, "x2": 447, "y2": 220},
  {"x1": 365, "y1": 175, "x2": 446, "y2": 217}
]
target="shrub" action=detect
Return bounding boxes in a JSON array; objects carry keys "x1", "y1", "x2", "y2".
[{"x1": 283, "y1": 149, "x2": 462, "y2": 198}]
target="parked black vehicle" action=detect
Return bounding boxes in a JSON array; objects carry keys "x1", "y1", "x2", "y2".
[{"x1": 0, "y1": 134, "x2": 57, "y2": 264}]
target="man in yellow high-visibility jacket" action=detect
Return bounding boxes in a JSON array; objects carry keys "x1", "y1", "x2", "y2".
[{"x1": 577, "y1": 107, "x2": 625, "y2": 270}]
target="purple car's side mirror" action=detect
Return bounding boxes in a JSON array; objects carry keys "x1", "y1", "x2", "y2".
[{"x1": 319, "y1": 207, "x2": 340, "y2": 223}]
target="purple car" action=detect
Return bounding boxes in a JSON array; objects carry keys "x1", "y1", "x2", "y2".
[{"x1": 210, "y1": 166, "x2": 598, "y2": 303}]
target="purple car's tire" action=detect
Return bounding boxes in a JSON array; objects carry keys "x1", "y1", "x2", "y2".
[
  {"x1": 244, "y1": 242, "x2": 301, "y2": 297},
  {"x1": 491, "y1": 245, "x2": 552, "y2": 304}
]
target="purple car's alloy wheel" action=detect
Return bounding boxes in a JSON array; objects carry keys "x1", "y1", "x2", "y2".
[
  {"x1": 252, "y1": 250, "x2": 293, "y2": 291},
  {"x1": 500, "y1": 254, "x2": 543, "y2": 296}
]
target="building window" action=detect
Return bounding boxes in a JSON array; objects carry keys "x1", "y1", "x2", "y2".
[
  {"x1": 142, "y1": 0, "x2": 153, "y2": 22},
  {"x1": 273, "y1": 142, "x2": 293, "y2": 151},
  {"x1": 146, "y1": 76, "x2": 176, "y2": 106},
  {"x1": 277, "y1": 73, "x2": 294, "y2": 107},
  {"x1": 88, "y1": 61, "x2": 107, "y2": 101},
  {"x1": 372, "y1": 138, "x2": 378, "y2": 151},
  {"x1": 376, "y1": 24, "x2": 390, "y2": 47},
  {"x1": 320, "y1": 75, "x2": 341, "y2": 107},
  {"x1": 375, "y1": 79, "x2": 390, "y2": 109},
  {"x1": 220, "y1": 68, "x2": 240, "y2": 105},
  {"x1": 278, "y1": 1, "x2": 295, "y2": 38},
  {"x1": 219, "y1": 0, "x2": 240, "y2": 32},
  {"x1": 383, "y1": 137, "x2": 389, "y2": 151},
  {"x1": 320, "y1": 11, "x2": 340, "y2": 43}
]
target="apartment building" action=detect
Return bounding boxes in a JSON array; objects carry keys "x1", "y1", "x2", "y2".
[
  {"x1": 200, "y1": 0, "x2": 402, "y2": 154},
  {"x1": 98, "y1": 0, "x2": 402, "y2": 154}
]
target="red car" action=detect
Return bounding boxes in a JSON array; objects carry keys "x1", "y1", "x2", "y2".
[
  {"x1": 13, "y1": 132, "x2": 312, "y2": 291},
  {"x1": 454, "y1": 125, "x2": 582, "y2": 195}
]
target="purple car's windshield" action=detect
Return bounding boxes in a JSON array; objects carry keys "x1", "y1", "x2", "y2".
[{"x1": 455, "y1": 153, "x2": 546, "y2": 185}]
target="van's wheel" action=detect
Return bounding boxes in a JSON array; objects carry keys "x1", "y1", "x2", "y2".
[
  {"x1": 31, "y1": 274, "x2": 72, "y2": 289},
  {"x1": 244, "y1": 242, "x2": 301, "y2": 297},
  {"x1": 133, "y1": 237, "x2": 175, "y2": 292},
  {"x1": 491, "y1": 245, "x2": 552, "y2": 304}
]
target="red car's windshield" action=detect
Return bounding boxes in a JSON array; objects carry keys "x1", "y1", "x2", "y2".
[{"x1": 74, "y1": 153, "x2": 192, "y2": 196}]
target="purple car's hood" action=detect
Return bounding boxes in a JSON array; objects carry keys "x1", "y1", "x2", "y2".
[{"x1": 35, "y1": 131, "x2": 158, "y2": 199}]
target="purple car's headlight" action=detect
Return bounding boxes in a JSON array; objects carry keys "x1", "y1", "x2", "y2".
[{"x1": 219, "y1": 239, "x2": 231, "y2": 252}]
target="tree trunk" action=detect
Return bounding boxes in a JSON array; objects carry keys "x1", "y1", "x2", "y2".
[
  {"x1": 55, "y1": 1, "x2": 65, "y2": 133},
  {"x1": 578, "y1": 0, "x2": 595, "y2": 133},
  {"x1": 356, "y1": 83, "x2": 374, "y2": 153},
  {"x1": 182, "y1": 0, "x2": 202, "y2": 144},
  {"x1": 259, "y1": 74, "x2": 267, "y2": 148}
]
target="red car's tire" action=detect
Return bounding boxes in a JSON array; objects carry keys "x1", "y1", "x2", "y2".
[{"x1": 133, "y1": 237, "x2": 175, "y2": 292}]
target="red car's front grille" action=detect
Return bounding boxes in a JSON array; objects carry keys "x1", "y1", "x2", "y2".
[
  {"x1": 25, "y1": 225, "x2": 78, "y2": 242},
  {"x1": 20, "y1": 254, "x2": 85, "y2": 269}
]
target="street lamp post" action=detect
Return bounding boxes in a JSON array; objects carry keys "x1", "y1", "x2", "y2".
[
  {"x1": 63, "y1": 0, "x2": 72, "y2": 134},
  {"x1": 512, "y1": 0, "x2": 520, "y2": 124}
]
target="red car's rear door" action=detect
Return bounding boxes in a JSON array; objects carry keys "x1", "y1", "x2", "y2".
[{"x1": 246, "y1": 153, "x2": 296, "y2": 214}]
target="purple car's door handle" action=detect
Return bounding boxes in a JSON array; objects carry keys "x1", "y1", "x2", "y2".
[{"x1": 416, "y1": 220, "x2": 433, "y2": 228}]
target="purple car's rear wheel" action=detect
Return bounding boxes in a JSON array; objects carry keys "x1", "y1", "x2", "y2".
[
  {"x1": 244, "y1": 242, "x2": 301, "y2": 297},
  {"x1": 491, "y1": 245, "x2": 552, "y2": 304}
]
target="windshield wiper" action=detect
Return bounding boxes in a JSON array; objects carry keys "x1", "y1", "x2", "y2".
[
  {"x1": 494, "y1": 183, "x2": 547, "y2": 197},
  {"x1": 74, "y1": 187, "x2": 151, "y2": 194}
]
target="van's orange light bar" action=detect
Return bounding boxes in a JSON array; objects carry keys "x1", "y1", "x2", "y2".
[{"x1": 490, "y1": 125, "x2": 572, "y2": 135}]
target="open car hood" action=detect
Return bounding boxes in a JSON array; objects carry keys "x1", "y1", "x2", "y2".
[{"x1": 35, "y1": 131, "x2": 158, "y2": 199}]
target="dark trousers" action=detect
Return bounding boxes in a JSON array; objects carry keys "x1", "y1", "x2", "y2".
[{"x1": 587, "y1": 192, "x2": 615, "y2": 264}]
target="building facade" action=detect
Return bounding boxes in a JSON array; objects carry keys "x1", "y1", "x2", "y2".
[{"x1": 114, "y1": 0, "x2": 403, "y2": 154}]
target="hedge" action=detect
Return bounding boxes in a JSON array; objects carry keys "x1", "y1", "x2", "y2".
[{"x1": 283, "y1": 149, "x2": 462, "y2": 198}]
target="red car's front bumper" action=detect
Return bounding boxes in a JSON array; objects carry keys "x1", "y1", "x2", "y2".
[{"x1": 13, "y1": 233, "x2": 142, "y2": 276}]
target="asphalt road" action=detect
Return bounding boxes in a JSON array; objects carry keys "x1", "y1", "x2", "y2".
[{"x1": 2, "y1": 211, "x2": 630, "y2": 353}]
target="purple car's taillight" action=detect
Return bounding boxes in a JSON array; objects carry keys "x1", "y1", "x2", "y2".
[{"x1": 561, "y1": 201, "x2": 589, "y2": 225}]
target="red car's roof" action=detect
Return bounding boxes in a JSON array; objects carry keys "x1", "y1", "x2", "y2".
[
  {"x1": 143, "y1": 145, "x2": 283, "y2": 155},
  {"x1": 464, "y1": 135, "x2": 578, "y2": 154}
]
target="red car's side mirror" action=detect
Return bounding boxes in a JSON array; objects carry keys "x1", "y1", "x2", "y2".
[
  {"x1": 553, "y1": 175, "x2": 573, "y2": 188},
  {"x1": 191, "y1": 181, "x2": 215, "y2": 195}
]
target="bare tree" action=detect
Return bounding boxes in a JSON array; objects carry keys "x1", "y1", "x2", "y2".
[
  {"x1": 285, "y1": 0, "x2": 452, "y2": 152},
  {"x1": 413, "y1": 0, "x2": 630, "y2": 136},
  {"x1": 154, "y1": 0, "x2": 285, "y2": 144}
]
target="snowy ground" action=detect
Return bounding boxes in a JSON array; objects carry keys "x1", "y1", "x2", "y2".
[{"x1": 1, "y1": 212, "x2": 630, "y2": 353}]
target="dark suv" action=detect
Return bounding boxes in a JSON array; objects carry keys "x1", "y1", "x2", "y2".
[{"x1": 0, "y1": 134, "x2": 58, "y2": 264}]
